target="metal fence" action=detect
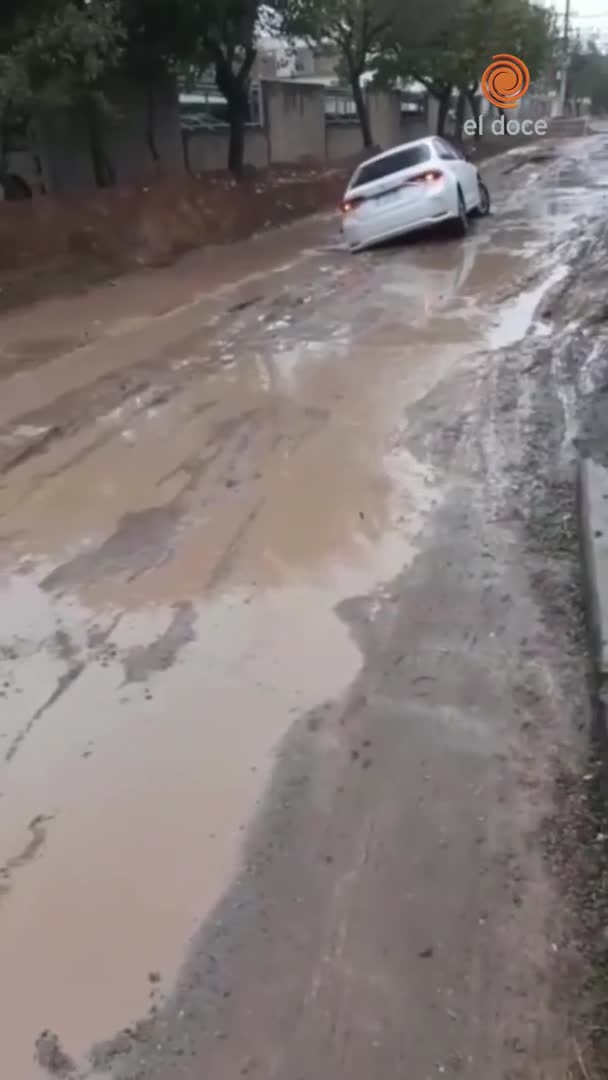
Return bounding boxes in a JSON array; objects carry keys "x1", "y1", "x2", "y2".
[
  {"x1": 325, "y1": 90, "x2": 357, "y2": 123},
  {"x1": 178, "y1": 80, "x2": 264, "y2": 131}
]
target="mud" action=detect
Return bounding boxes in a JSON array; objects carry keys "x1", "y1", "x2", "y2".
[{"x1": 0, "y1": 133, "x2": 606, "y2": 1079}]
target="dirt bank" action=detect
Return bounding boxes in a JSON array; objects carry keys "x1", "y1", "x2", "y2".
[{"x1": 0, "y1": 164, "x2": 349, "y2": 313}]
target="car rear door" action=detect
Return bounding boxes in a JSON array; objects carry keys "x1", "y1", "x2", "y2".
[{"x1": 433, "y1": 139, "x2": 476, "y2": 209}]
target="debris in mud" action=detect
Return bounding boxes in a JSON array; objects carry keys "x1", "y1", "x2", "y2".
[
  {"x1": 228, "y1": 295, "x2": 263, "y2": 314},
  {"x1": 0, "y1": 424, "x2": 62, "y2": 475},
  {"x1": 34, "y1": 1031, "x2": 75, "y2": 1077},
  {"x1": 89, "y1": 1020, "x2": 155, "y2": 1070},
  {"x1": 503, "y1": 150, "x2": 555, "y2": 174},
  {"x1": 0, "y1": 814, "x2": 54, "y2": 895}
]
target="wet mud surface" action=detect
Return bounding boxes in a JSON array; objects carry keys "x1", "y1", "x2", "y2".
[{"x1": 1, "y1": 135, "x2": 608, "y2": 1079}]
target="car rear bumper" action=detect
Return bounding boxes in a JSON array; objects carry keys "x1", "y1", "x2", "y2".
[{"x1": 342, "y1": 187, "x2": 455, "y2": 250}]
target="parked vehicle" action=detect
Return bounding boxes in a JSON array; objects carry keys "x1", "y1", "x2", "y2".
[{"x1": 341, "y1": 136, "x2": 491, "y2": 252}]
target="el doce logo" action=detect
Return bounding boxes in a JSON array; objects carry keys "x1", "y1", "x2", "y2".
[
  {"x1": 481, "y1": 53, "x2": 530, "y2": 108},
  {"x1": 464, "y1": 53, "x2": 547, "y2": 138}
]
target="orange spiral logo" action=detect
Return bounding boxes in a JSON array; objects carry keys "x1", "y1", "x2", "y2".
[{"x1": 481, "y1": 54, "x2": 530, "y2": 109}]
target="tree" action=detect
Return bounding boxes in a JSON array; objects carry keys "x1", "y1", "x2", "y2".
[
  {"x1": 376, "y1": 0, "x2": 556, "y2": 138},
  {"x1": 120, "y1": 0, "x2": 274, "y2": 178},
  {"x1": 118, "y1": 0, "x2": 210, "y2": 165},
  {"x1": 0, "y1": 0, "x2": 124, "y2": 186},
  {"x1": 274, "y1": 0, "x2": 395, "y2": 148},
  {"x1": 199, "y1": 0, "x2": 260, "y2": 174},
  {"x1": 568, "y1": 37, "x2": 608, "y2": 114},
  {"x1": 374, "y1": 0, "x2": 473, "y2": 136}
]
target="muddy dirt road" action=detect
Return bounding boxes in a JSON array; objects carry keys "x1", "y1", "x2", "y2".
[{"x1": 1, "y1": 134, "x2": 606, "y2": 1080}]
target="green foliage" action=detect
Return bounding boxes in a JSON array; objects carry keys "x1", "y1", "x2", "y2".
[
  {"x1": 120, "y1": 0, "x2": 200, "y2": 77},
  {"x1": 569, "y1": 38, "x2": 608, "y2": 111},
  {"x1": 0, "y1": 0, "x2": 124, "y2": 109},
  {"x1": 0, "y1": 0, "x2": 263, "y2": 175},
  {"x1": 275, "y1": 0, "x2": 393, "y2": 77},
  {"x1": 118, "y1": 0, "x2": 260, "y2": 79},
  {"x1": 376, "y1": 0, "x2": 557, "y2": 95}
]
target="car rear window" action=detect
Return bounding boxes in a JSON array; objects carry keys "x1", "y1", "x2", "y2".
[{"x1": 353, "y1": 144, "x2": 431, "y2": 187}]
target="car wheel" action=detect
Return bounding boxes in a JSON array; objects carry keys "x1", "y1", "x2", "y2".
[
  {"x1": 452, "y1": 188, "x2": 469, "y2": 237},
  {"x1": 473, "y1": 178, "x2": 491, "y2": 217}
]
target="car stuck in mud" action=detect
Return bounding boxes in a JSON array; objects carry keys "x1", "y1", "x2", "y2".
[{"x1": 341, "y1": 136, "x2": 491, "y2": 251}]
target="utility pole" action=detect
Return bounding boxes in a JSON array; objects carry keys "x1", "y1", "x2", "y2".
[{"x1": 559, "y1": 0, "x2": 571, "y2": 114}]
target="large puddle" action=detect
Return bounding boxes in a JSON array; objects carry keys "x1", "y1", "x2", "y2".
[{"x1": 0, "y1": 139, "x2": 599, "y2": 1077}]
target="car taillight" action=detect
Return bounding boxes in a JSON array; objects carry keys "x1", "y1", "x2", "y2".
[
  {"x1": 407, "y1": 169, "x2": 444, "y2": 184},
  {"x1": 341, "y1": 196, "x2": 364, "y2": 213}
]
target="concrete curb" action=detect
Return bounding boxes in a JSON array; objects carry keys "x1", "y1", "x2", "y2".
[{"x1": 578, "y1": 456, "x2": 608, "y2": 705}]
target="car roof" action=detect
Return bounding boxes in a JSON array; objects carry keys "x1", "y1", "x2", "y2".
[{"x1": 355, "y1": 137, "x2": 436, "y2": 171}]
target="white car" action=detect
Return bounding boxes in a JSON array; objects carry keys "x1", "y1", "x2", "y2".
[{"x1": 341, "y1": 136, "x2": 490, "y2": 252}]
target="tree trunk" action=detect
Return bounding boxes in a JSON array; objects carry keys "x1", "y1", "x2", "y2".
[
  {"x1": 227, "y1": 95, "x2": 248, "y2": 176},
  {"x1": 146, "y1": 86, "x2": 160, "y2": 163},
  {"x1": 212, "y1": 44, "x2": 256, "y2": 178},
  {"x1": 466, "y1": 87, "x2": 480, "y2": 142},
  {"x1": 455, "y1": 90, "x2": 466, "y2": 140},
  {"x1": 85, "y1": 99, "x2": 114, "y2": 188},
  {"x1": 182, "y1": 130, "x2": 191, "y2": 174},
  {"x1": 0, "y1": 105, "x2": 9, "y2": 178},
  {"x1": 351, "y1": 73, "x2": 373, "y2": 148},
  {"x1": 437, "y1": 89, "x2": 452, "y2": 136}
]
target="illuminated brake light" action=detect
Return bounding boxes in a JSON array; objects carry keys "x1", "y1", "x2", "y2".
[
  {"x1": 408, "y1": 169, "x2": 443, "y2": 184},
  {"x1": 341, "y1": 196, "x2": 364, "y2": 214}
]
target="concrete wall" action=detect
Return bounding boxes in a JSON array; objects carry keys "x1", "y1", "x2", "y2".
[
  {"x1": 103, "y1": 76, "x2": 184, "y2": 183},
  {"x1": 36, "y1": 106, "x2": 95, "y2": 193},
  {"x1": 399, "y1": 115, "x2": 429, "y2": 143},
  {"x1": 263, "y1": 80, "x2": 326, "y2": 163},
  {"x1": 325, "y1": 94, "x2": 425, "y2": 165},
  {"x1": 427, "y1": 97, "x2": 440, "y2": 136},
  {"x1": 37, "y1": 75, "x2": 184, "y2": 195},
  {"x1": 326, "y1": 122, "x2": 363, "y2": 162},
  {"x1": 367, "y1": 90, "x2": 402, "y2": 149},
  {"x1": 34, "y1": 78, "x2": 434, "y2": 193},
  {"x1": 479, "y1": 93, "x2": 552, "y2": 123},
  {"x1": 185, "y1": 129, "x2": 269, "y2": 172},
  {"x1": 513, "y1": 94, "x2": 552, "y2": 121}
]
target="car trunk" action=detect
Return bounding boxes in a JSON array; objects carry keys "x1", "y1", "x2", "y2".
[{"x1": 344, "y1": 162, "x2": 441, "y2": 216}]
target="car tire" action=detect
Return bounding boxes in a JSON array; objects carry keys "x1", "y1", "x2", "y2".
[
  {"x1": 452, "y1": 188, "x2": 469, "y2": 237},
  {"x1": 472, "y1": 178, "x2": 491, "y2": 217}
]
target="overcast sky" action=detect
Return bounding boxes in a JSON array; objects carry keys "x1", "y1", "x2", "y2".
[{"x1": 545, "y1": 0, "x2": 608, "y2": 35}]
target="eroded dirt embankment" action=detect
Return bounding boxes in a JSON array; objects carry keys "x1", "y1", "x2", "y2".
[{"x1": 0, "y1": 165, "x2": 349, "y2": 311}]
